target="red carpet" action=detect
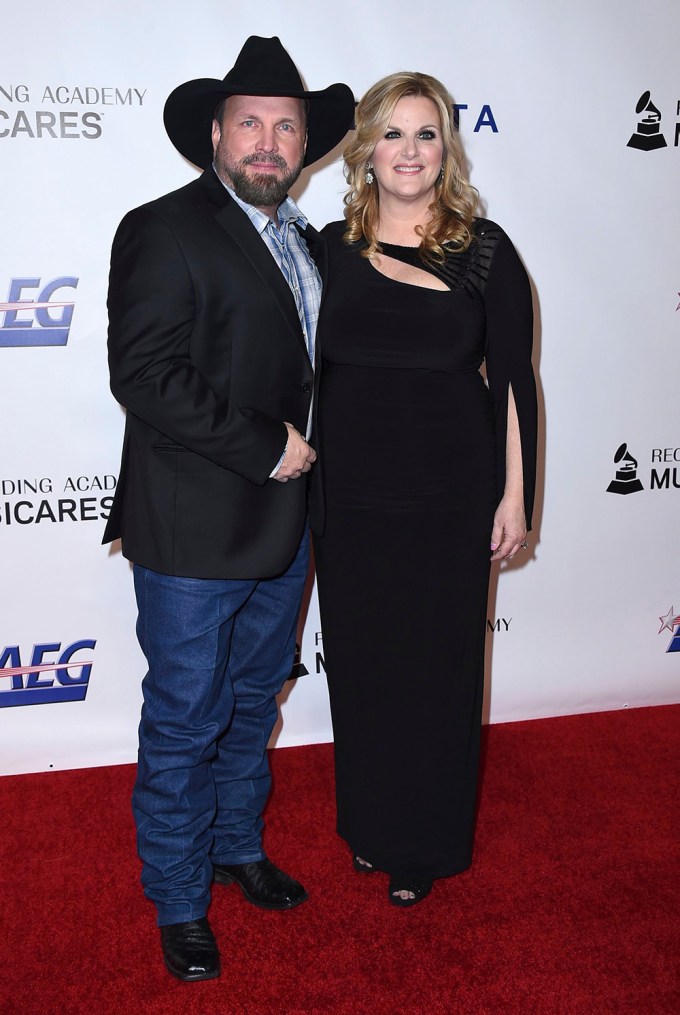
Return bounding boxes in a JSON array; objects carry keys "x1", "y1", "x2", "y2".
[{"x1": 1, "y1": 706, "x2": 678, "y2": 1014}]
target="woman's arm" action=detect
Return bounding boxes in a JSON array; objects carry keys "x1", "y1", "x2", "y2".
[
  {"x1": 490, "y1": 386, "x2": 526, "y2": 561},
  {"x1": 482, "y1": 226, "x2": 537, "y2": 559}
]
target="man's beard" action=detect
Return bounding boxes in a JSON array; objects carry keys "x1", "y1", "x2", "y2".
[{"x1": 218, "y1": 151, "x2": 304, "y2": 209}]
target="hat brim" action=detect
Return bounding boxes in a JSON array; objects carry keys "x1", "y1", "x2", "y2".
[{"x1": 164, "y1": 78, "x2": 355, "y2": 169}]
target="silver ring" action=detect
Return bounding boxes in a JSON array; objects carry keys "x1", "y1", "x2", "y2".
[{"x1": 520, "y1": 540, "x2": 529, "y2": 550}]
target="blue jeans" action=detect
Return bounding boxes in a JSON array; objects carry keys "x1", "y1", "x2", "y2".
[{"x1": 131, "y1": 531, "x2": 309, "y2": 927}]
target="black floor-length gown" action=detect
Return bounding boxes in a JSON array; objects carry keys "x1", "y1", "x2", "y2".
[{"x1": 312, "y1": 219, "x2": 537, "y2": 880}]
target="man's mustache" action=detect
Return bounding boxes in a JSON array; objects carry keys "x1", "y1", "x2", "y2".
[{"x1": 242, "y1": 153, "x2": 288, "y2": 171}]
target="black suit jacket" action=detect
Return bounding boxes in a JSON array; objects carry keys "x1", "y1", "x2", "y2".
[{"x1": 103, "y1": 166, "x2": 322, "y2": 579}]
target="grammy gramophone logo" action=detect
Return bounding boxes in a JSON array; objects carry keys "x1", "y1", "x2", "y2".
[
  {"x1": 287, "y1": 642, "x2": 309, "y2": 680},
  {"x1": 606, "y1": 443, "x2": 644, "y2": 495},
  {"x1": 627, "y1": 90, "x2": 667, "y2": 151}
]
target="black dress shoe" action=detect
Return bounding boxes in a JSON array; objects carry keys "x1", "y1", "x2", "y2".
[
  {"x1": 213, "y1": 857, "x2": 308, "y2": 910},
  {"x1": 159, "y1": 917, "x2": 220, "y2": 981},
  {"x1": 352, "y1": 854, "x2": 377, "y2": 874}
]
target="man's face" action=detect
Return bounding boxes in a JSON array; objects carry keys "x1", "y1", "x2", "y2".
[{"x1": 212, "y1": 95, "x2": 307, "y2": 214}]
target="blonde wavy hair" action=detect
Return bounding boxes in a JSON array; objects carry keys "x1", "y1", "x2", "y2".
[{"x1": 343, "y1": 72, "x2": 478, "y2": 260}]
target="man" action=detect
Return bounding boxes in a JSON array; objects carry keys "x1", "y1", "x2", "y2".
[{"x1": 104, "y1": 37, "x2": 354, "y2": 982}]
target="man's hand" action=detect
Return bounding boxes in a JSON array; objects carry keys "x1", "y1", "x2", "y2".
[{"x1": 272, "y1": 422, "x2": 317, "y2": 483}]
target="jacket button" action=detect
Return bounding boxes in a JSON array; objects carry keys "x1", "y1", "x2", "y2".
[{"x1": 300, "y1": 382, "x2": 311, "y2": 394}]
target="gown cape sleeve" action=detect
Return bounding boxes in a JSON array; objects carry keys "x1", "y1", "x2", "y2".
[{"x1": 478, "y1": 221, "x2": 537, "y2": 530}]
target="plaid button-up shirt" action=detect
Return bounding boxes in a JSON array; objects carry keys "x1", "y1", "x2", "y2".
[
  {"x1": 222, "y1": 182, "x2": 321, "y2": 368},
  {"x1": 218, "y1": 179, "x2": 320, "y2": 457}
]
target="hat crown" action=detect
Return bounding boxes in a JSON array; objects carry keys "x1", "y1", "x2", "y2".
[
  {"x1": 163, "y1": 36, "x2": 355, "y2": 170},
  {"x1": 223, "y1": 36, "x2": 306, "y2": 95}
]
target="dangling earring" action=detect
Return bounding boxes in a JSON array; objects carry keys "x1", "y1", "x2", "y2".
[
  {"x1": 364, "y1": 162, "x2": 374, "y2": 185},
  {"x1": 438, "y1": 162, "x2": 445, "y2": 182}
]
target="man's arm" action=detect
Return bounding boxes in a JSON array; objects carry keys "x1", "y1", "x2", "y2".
[{"x1": 108, "y1": 206, "x2": 292, "y2": 486}]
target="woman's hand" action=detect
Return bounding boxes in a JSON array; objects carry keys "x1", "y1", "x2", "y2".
[{"x1": 490, "y1": 495, "x2": 527, "y2": 562}]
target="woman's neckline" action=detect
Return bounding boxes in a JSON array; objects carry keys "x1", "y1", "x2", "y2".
[{"x1": 378, "y1": 240, "x2": 421, "y2": 250}]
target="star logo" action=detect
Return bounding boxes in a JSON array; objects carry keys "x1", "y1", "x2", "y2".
[
  {"x1": 658, "y1": 606, "x2": 680, "y2": 653},
  {"x1": 658, "y1": 606, "x2": 680, "y2": 634}
]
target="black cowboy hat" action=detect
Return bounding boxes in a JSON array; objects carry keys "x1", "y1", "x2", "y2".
[{"x1": 163, "y1": 35, "x2": 355, "y2": 169}]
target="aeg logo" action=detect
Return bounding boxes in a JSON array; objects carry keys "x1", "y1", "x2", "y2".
[
  {"x1": 0, "y1": 277, "x2": 78, "y2": 347},
  {"x1": 0, "y1": 640, "x2": 96, "y2": 707}
]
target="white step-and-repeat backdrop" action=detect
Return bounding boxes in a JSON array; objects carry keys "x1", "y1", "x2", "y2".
[{"x1": 2, "y1": 0, "x2": 678, "y2": 775}]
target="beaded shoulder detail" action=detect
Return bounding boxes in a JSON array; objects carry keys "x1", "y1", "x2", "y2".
[{"x1": 379, "y1": 219, "x2": 503, "y2": 299}]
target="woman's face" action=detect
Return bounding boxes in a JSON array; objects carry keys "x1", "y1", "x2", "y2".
[{"x1": 370, "y1": 95, "x2": 444, "y2": 208}]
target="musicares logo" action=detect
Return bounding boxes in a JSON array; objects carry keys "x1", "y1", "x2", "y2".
[{"x1": 0, "y1": 83, "x2": 146, "y2": 141}]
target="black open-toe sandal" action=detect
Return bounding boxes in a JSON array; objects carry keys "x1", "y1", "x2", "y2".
[
  {"x1": 388, "y1": 876, "x2": 433, "y2": 907},
  {"x1": 352, "y1": 854, "x2": 376, "y2": 874}
]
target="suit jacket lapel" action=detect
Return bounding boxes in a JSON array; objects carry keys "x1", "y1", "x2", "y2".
[{"x1": 199, "y1": 169, "x2": 308, "y2": 355}]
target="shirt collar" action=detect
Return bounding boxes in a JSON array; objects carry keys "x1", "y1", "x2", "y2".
[{"x1": 213, "y1": 166, "x2": 308, "y2": 235}]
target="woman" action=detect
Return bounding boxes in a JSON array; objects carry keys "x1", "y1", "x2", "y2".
[{"x1": 312, "y1": 72, "x2": 537, "y2": 907}]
